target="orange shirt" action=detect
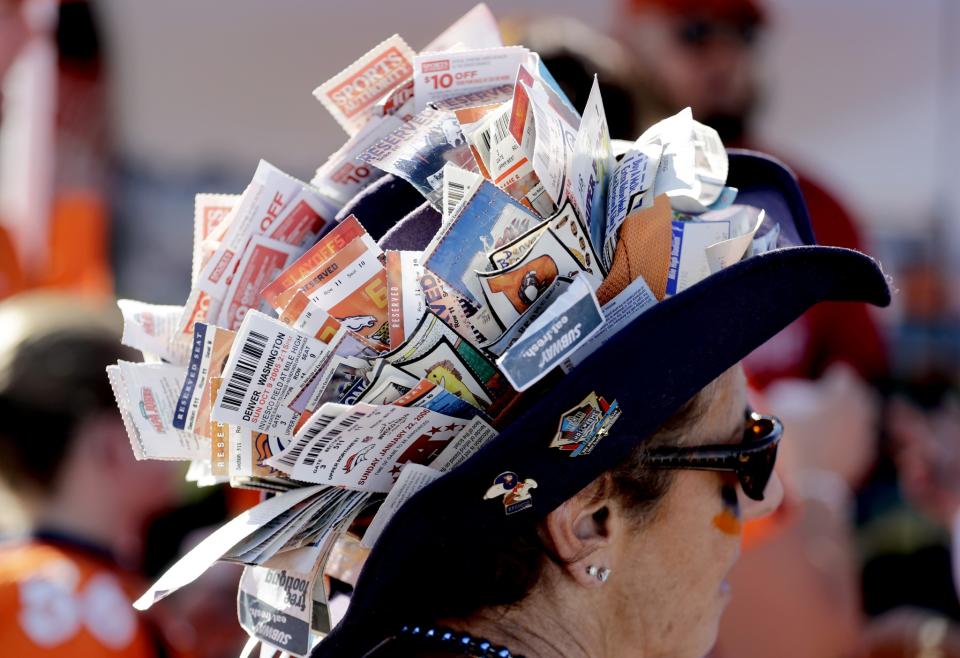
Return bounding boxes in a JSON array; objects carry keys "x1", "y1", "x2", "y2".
[{"x1": 0, "y1": 537, "x2": 164, "y2": 658}]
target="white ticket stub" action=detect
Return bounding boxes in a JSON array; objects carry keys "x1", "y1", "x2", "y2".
[
  {"x1": 108, "y1": 361, "x2": 208, "y2": 461},
  {"x1": 211, "y1": 311, "x2": 331, "y2": 438},
  {"x1": 284, "y1": 404, "x2": 471, "y2": 492},
  {"x1": 664, "y1": 220, "x2": 732, "y2": 296},
  {"x1": 413, "y1": 46, "x2": 528, "y2": 113},
  {"x1": 117, "y1": 299, "x2": 190, "y2": 366}
]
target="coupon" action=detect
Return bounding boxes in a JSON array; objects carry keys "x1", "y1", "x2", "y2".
[
  {"x1": 413, "y1": 46, "x2": 528, "y2": 112},
  {"x1": 107, "y1": 361, "x2": 209, "y2": 461},
  {"x1": 217, "y1": 235, "x2": 301, "y2": 330},
  {"x1": 565, "y1": 77, "x2": 614, "y2": 258},
  {"x1": 310, "y1": 115, "x2": 401, "y2": 206},
  {"x1": 603, "y1": 140, "x2": 663, "y2": 266},
  {"x1": 261, "y1": 215, "x2": 372, "y2": 311},
  {"x1": 385, "y1": 250, "x2": 425, "y2": 348},
  {"x1": 117, "y1": 299, "x2": 190, "y2": 366},
  {"x1": 561, "y1": 274, "x2": 656, "y2": 372},
  {"x1": 238, "y1": 544, "x2": 325, "y2": 657},
  {"x1": 211, "y1": 311, "x2": 333, "y2": 438},
  {"x1": 264, "y1": 188, "x2": 337, "y2": 248},
  {"x1": 664, "y1": 219, "x2": 732, "y2": 296},
  {"x1": 173, "y1": 322, "x2": 237, "y2": 437},
  {"x1": 286, "y1": 404, "x2": 471, "y2": 492},
  {"x1": 192, "y1": 193, "x2": 240, "y2": 286},
  {"x1": 183, "y1": 160, "x2": 325, "y2": 337},
  {"x1": 279, "y1": 292, "x2": 342, "y2": 345},
  {"x1": 314, "y1": 34, "x2": 416, "y2": 136},
  {"x1": 497, "y1": 275, "x2": 605, "y2": 391}
]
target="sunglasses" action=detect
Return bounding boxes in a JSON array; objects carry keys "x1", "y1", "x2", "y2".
[
  {"x1": 645, "y1": 410, "x2": 782, "y2": 501},
  {"x1": 676, "y1": 20, "x2": 759, "y2": 48}
]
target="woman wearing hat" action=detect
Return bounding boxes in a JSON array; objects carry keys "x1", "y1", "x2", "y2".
[{"x1": 310, "y1": 152, "x2": 892, "y2": 658}]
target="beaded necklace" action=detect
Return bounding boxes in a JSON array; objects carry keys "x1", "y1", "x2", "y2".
[{"x1": 395, "y1": 624, "x2": 521, "y2": 658}]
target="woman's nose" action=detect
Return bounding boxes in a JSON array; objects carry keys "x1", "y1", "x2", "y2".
[{"x1": 739, "y1": 472, "x2": 784, "y2": 520}]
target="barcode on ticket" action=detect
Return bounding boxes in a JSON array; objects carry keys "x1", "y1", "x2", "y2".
[
  {"x1": 274, "y1": 409, "x2": 341, "y2": 469},
  {"x1": 220, "y1": 330, "x2": 269, "y2": 412},
  {"x1": 492, "y1": 111, "x2": 511, "y2": 144},
  {"x1": 301, "y1": 409, "x2": 368, "y2": 467}
]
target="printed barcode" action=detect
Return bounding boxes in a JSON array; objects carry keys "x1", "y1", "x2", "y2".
[
  {"x1": 301, "y1": 410, "x2": 367, "y2": 467},
  {"x1": 276, "y1": 412, "x2": 338, "y2": 468},
  {"x1": 477, "y1": 127, "x2": 492, "y2": 161},
  {"x1": 446, "y1": 180, "x2": 465, "y2": 213},
  {"x1": 219, "y1": 330, "x2": 269, "y2": 412},
  {"x1": 493, "y1": 111, "x2": 511, "y2": 144}
]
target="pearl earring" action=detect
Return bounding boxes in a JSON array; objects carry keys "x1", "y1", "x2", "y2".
[{"x1": 586, "y1": 565, "x2": 611, "y2": 583}]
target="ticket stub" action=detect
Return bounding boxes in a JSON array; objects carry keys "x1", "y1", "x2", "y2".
[
  {"x1": 173, "y1": 322, "x2": 237, "y2": 436},
  {"x1": 705, "y1": 208, "x2": 765, "y2": 273},
  {"x1": 385, "y1": 250, "x2": 425, "y2": 348},
  {"x1": 482, "y1": 276, "x2": 572, "y2": 357},
  {"x1": 359, "y1": 107, "x2": 479, "y2": 208},
  {"x1": 211, "y1": 311, "x2": 332, "y2": 438},
  {"x1": 423, "y1": 180, "x2": 541, "y2": 305},
  {"x1": 477, "y1": 220, "x2": 604, "y2": 330},
  {"x1": 391, "y1": 378, "x2": 485, "y2": 421},
  {"x1": 386, "y1": 311, "x2": 505, "y2": 410},
  {"x1": 210, "y1": 377, "x2": 229, "y2": 476},
  {"x1": 279, "y1": 292, "x2": 342, "y2": 344},
  {"x1": 314, "y1": 34, "x2": 416, "y2": 136},
  {"x1": 117, "y1": 299, "x2": 190, "y2": 366},
  {"x1": 497, "y1": 275, "x2": 605, "y2": 391},
  {"x1": 298, "y1": 239, "x2": 390, "y2": 347},
  {"x1": 285, "y1": 404, "x2": 471, "y2": 492},
  {"x1": 261, "y1": 215, "x2": 371, "y2": 311},
  {"x1": 441, "y1": 163, "x2": 483, "y2": 221},
  {"x1": 228, "y1": 426, "x2": 289, "y2": 480},
  {"x1": 217, "y1": 235, "x2": 301, "y2": 330},
  {"x1": 108, "y1": 361, "x2": 209, "y2": 460},
  {"x1": 413, "y1": 46, "x2": 528, "y2": 113},
  {"x1": 418, "y1": 268, "x2": 497, "y2": 346}
]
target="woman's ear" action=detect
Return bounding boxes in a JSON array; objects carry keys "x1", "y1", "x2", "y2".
[{"x1": 544, "y1": 474, "x2": 623, "y2": 588}]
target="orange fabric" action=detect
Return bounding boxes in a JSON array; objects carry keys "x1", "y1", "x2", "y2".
[
  {"x1": 0, "y1": 540, "x2": 161, "y2": 657},
  {"x1": 597, "y1": 194, "x2": 674, "y2": 304},
  {"x1": 37, "y1": 191, "x2": 112, "y2": 296}
]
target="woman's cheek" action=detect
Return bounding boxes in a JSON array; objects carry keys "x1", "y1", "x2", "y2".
[{"x1": 712, "y1": 483, "x2": 742, "y2": 536}]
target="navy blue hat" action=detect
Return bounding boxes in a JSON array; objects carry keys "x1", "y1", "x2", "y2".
[{"x1": 313, "y1": 150, "x2": 891, "y2": 657}]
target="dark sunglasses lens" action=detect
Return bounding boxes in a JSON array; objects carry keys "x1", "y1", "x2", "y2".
[
  {"x1": 738, "y1": 420, "x2": 779, "y2": 500},
  {"x1": 678, "y1": 20, "x2": 713, "y2": 46}
]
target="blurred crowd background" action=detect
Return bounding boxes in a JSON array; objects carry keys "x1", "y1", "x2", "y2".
[{"x1": 0, "y1": 0, "x2": 959, "y2": 657}]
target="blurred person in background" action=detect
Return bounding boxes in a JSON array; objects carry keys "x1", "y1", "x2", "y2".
[
  {"x1": 0, "y1": 293, "x2": 186, "y2": 657},
  {"x1": 606, "y1": 1, "x2": 960, "y2": 657},
  {"x1": 0, "y1": 0, "x2": 113, "y2": 301}
]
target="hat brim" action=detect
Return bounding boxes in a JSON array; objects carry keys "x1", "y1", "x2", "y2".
[{"x1": 313, "y1": 152, "x2": 891, "y2": 657}]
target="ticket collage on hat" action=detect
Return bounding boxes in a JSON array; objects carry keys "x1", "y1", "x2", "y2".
[{"x1": 105, "y1": 4, "x2": 891, "y2": 657}]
